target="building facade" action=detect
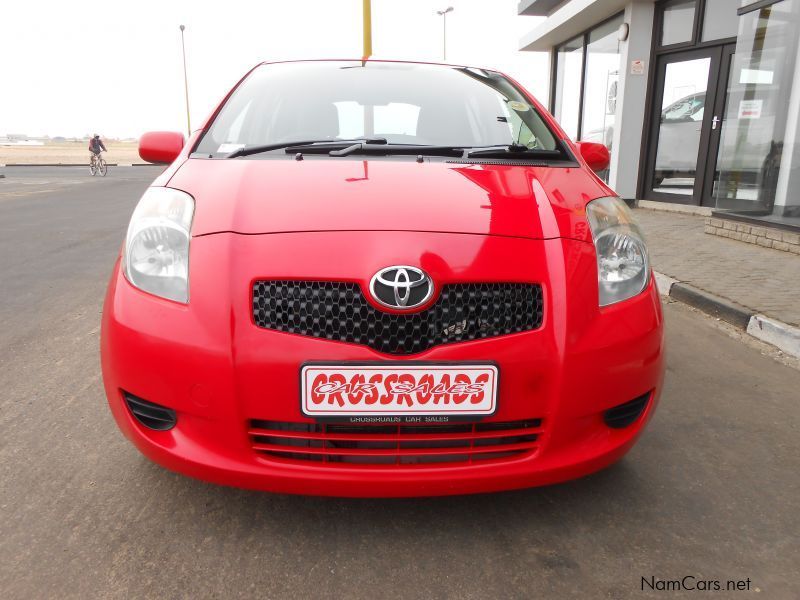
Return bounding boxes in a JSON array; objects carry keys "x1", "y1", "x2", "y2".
[{"x1": 519, "y1": 0, "x2": 800, "y2": 232}]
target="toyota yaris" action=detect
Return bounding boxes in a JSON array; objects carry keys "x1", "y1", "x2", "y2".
[{"x1": 101, "y1": 60, "x2": 664, "y2": 497}]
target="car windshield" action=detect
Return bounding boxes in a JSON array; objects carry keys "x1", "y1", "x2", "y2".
[{"x1": 195, "y1": 61, "x2": 559, "y2": 157}]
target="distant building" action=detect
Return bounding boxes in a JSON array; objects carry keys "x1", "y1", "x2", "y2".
[{"x1": 519, "y1": 0, "x2": 800, "y2": 231}]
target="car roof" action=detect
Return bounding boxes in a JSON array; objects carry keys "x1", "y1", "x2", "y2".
[{"x1": 256, "y1": 58, "x2": 503, "y2": 75}]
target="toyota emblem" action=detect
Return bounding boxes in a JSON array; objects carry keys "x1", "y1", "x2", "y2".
[{"x1": 369, "y1": 266, "x2": 433, "y2": 310}]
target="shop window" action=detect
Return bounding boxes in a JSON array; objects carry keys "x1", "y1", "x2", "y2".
[
  {"x1": 714, "y1": 0, "x2": 800, "y2": 219},
  {"x1": 580, "y1": 15, "x2": 624, "y2": 181},
  {"x1": 661, "y1": 0, "x2": 697, "y2": 46},
  {"x1": 702, "y1": 0, "x2": 740, "y2": 41},
  {"x1": 551, "y1": 15, "x2": 624, "y2": 182},
  {"x1": 553, "y1": 36, "x2": 583, "y2": 140}
]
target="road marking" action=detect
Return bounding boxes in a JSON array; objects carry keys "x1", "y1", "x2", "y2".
[{"x1": 0, "y1": 188, "x2": 59, "y2": 199}]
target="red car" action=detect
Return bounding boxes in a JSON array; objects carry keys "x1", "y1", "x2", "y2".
[{"x1": 101, "y1": 60, "x2": 664, "y2": 497}]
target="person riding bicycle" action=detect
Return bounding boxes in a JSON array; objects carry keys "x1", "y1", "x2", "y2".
[{"x1": 88, "y1": 134, "x2": 107, "y2": 161}]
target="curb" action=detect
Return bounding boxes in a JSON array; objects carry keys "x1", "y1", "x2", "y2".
[
  {"x1": 669, "y1": 283, "x2": 753, "y2": 330},
  {"x1": 747, "y1": 315, "x2": 800, "y2": 357},
  {"x1": 654, "y1": 270, "x2": 800, "y2": 358}
]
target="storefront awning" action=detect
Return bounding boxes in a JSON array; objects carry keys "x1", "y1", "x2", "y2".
[{"x1": 520, "y1": 0, "x2": 639, "y2": 51}]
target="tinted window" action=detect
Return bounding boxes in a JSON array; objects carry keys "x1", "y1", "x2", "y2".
[{"x1": 195, "y1": 61, "x2": 558, "y2": 156}]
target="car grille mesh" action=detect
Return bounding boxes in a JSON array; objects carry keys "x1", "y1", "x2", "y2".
[
  {"x1": 248, "y1": 419, "x2": 543, "y2": 466},
  {"x1": 252, "y1": 281, "x2": 543, "y2": 354}
]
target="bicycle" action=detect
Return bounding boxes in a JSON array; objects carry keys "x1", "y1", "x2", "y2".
[{"x1": 89, "y1": 151, "x2": 108, "y2": 177}]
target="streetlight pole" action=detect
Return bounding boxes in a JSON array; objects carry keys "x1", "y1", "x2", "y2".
[
  {"x1": 436, "y1": 7, "x2": 453, "y2": 62},
  {"x1": 179, "y1": 25, "x2": 191, "y2": 137}
]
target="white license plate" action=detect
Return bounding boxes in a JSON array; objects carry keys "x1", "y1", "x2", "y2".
[{"x1": 301, "y1": 363, "x2": 498, "y2": 419}]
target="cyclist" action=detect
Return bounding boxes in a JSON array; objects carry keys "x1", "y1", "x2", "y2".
[{"x1": 89, "y1": 134, "x2": 107, "y2": 164}]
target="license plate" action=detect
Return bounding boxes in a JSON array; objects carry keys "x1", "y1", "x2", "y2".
[{"x1": 301, "y1": 363, "x2": 498, "y2": 420}]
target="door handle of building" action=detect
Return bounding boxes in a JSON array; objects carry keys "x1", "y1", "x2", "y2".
[{"x1": 712, "y1": 116, "x2": 720, "y2": 130}]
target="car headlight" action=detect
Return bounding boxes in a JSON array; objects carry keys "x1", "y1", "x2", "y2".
[
  {"x1": 124, "y1": 187, "x2": 194, "y2": 303},
  {"x1": 586, "y1": 196, "x2": 650, "y2": 307}
]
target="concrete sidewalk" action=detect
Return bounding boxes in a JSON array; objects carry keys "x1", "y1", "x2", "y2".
[{"x1": 634, "y1": 208, "x2": 800, "y2": 356}]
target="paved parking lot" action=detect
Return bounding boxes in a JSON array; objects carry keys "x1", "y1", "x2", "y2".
[
  {"x1": 635, "y1": 209, "x2": 800, "y2": 327},
  {"x1": 1, "y1": 167, "x2": 798, "y2": 598}
]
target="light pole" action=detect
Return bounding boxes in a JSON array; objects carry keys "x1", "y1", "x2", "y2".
[
  {"x1": 179, "y1": 25, "x2": 191, "y2": 137},
  {"x1": 436, "y1": 7, "x2": 453, "y2": 62}
]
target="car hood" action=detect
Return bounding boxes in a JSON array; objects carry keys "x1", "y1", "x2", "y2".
[{"x1": 167, "y1": 157, "x2": 608, "y2": 242}]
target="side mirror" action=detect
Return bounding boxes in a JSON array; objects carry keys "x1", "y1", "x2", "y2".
[
  {"x1": 139, "y1": 131, "x2": 185, "y2": 164},
  {"x1": 575, "y1": 141, "x2": 610, "y2": 173}
]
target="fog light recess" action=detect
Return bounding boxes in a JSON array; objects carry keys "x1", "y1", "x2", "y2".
[
  {"x1": 123, "y1": 392, "x2": 177, "y2": 431},
  {"x1": 603, "y1": 392, "x2": 651, "y2": 429}
]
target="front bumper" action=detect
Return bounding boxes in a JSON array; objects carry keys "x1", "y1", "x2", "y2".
[{"x1": 101, "y1": 231, "x2": 664, "y2": 497}]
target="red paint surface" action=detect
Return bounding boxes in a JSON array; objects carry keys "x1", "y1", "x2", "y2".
[
  {"x1": 138, "y1": 131, "x2": 185, "y2": 164},
  {"x1": 575, "y1": 141, "x2": 611, "y2": 173},
  {"x1": 103, "y1": 61, "x2": 663, "y2": 497}
]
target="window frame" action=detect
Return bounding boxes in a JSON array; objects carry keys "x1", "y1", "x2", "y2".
[
  {"x1": 655, "y1": 0, "x2": 741, "y2": 52},
  {"x1": 549, "y1": 11, "x2": 624, "y2": 141},
  {"x1": 192, "y1": 61, "x2": 567, "y2": 157},
  {"x1": 738, "y1": 0, "x2": 786, "y2": 16},
  {"x1": 635, "y1": 0, "x2": 750, "y2": 201}
]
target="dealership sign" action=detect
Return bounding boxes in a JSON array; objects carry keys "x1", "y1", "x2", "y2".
[{"x1": 301, "y1": 364, "x2": 498, "y2": 418}]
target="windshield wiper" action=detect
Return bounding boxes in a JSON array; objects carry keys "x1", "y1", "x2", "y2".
[
  {"x1": 286, "y1": 141, "x2": 466, "y2": 158},
  {"x1": 465, "y1": 145, "x2": 565, "y2": 160},
  {"x1": 226, "y1": 138, "x2": 387, "y2": 159},
  {"x1": 228, "y1": 139, "x2": 562, "y2": 160}
]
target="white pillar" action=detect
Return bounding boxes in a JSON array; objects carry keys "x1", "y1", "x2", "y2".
[{"x1": 609, "y1": 1, "x2": 655, "y2": 200}]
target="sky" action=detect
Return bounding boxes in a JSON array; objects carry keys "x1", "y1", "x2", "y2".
[{"x1": 0, "y1": 0, "x2": 547, "y2": 139}]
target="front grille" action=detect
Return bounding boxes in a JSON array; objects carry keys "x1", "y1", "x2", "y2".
[
  {"x1": 252, "y1": 281, "x2": 543, "y2": 354},
  {"x1": 248, "y1": 419, "x2": 543, "y2": 466}
]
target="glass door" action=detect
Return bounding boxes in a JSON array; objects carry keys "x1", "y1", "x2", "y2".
[
  {"x1": 643, "y1": 47, "x2": 724, "y2": 204},
  {"x1": 703, "y1": 45, "x2": 738, "y2": 208}
]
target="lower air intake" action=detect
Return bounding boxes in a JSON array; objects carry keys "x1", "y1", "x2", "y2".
[
  {"x1": 603, "y1": 392, "x2": 651, "y2": 429},
  {"x1": 124, "y1": 392, "x2": 177, "y2": 431},
  {"x1": 248, "y1": 419, "x2": 543, "y2": 466}
]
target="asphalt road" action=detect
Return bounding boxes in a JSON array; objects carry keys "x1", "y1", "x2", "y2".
[{"x1": 1, "y1": 166, "x2": 798, "y2": 599}]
